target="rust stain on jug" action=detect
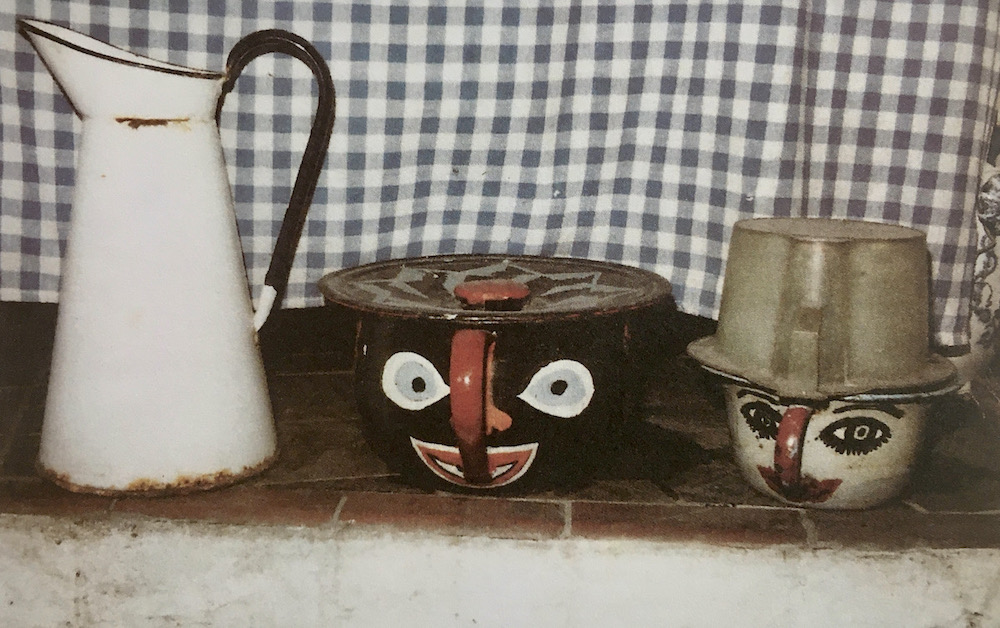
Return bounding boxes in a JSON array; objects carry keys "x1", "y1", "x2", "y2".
[
  {"x1": 38, "y1": 454, "x2": 276, "y2": 497},
  {"x1": 115, "y1": 116, "x2": 191, "y2": 129}
]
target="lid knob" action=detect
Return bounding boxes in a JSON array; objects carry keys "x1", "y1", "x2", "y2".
[{"x1": 454, "y1": 280, "x2": 531, "y2": 311}]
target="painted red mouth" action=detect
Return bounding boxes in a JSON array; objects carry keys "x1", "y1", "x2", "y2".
[
  {"x1": 757, "y1": 465, "x2": 843, "y2": 503},
  {"x1": 410, "y1": 437, "x2": 538, "y2": 488}
]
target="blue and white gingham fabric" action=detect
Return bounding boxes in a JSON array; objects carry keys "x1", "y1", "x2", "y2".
[{"x1": 2, "y1": 1, "x2": 999, "y2": 347}]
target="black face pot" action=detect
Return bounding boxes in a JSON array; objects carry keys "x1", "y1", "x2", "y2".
[{"x1": 318, "y1": 255, "x2": 672, "y2": 493}]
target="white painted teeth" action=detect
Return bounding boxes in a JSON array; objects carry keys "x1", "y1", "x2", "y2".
[
  {"x1": 491, "y1": 462, "x2": 515, "y2": 479},
  {"x1": 422, "y1": 456, "x2": 512, "y2": 481},
  {"x1": 436, "y1": 459, "x2": 462, "y2": 478}
]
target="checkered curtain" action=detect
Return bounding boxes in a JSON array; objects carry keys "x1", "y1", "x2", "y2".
[{"x1": 2, "y1": 1, "x2": 999, "y2": 347}]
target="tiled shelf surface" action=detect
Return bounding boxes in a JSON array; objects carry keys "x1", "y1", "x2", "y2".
[{"x1": 1, "y1": 301, "x2": 998, "y2": 550}]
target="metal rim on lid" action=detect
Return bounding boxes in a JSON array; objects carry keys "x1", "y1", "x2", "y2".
[{"x1": 317, "y1": 254, "x2": 673, "y2": 322}]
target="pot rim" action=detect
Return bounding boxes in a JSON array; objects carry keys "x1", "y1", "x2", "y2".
[
  {"x1": 699, "y1": 363, "x2": 961, "y2": 403},
  {"x1": 318, "y1": 254, "x2": 673, "y2": 323}
]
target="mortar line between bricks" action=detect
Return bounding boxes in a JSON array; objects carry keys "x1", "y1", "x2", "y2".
[
  {"x1": 255, "y1": 474, "x2": 398, "y2": 487},
  {"x1": 561, "y1": 501, "x2": 572, "y2": 538},
  {"x1": 271, "y1": 369, "x2": 355, "y2": 378},
  {"x1": 912, "y1": 509, "x2": 1000, "y2": 516},
  {"x1": 903, "y1": 500, "x2": 930, "y2": 514},
  {"x1": 798, "y1": 510, "x2": 818, "y2": 547},
  {"x1": 331, "y1": 494, "x2": 349, "y2": 526}
]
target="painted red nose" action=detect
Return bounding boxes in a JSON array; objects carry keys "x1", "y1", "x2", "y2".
[
  {"x1": 774, "y1": 406, "x2": 812, "y2": 487},
  {"x1": 757, "y1": 405, "x2": 842, "y2": 503}
]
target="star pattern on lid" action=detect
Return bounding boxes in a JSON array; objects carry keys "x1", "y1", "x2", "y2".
[{"x1": 350, "y1": 258, "x2": 640, "y2": 313}]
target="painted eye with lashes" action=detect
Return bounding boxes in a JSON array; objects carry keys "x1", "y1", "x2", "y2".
[
  {"x1": 819, "y1": 416, "x2": 891, "y2": 455},
  {"x1": 740, "y1": 399, "x2": 782, "y2": 440}
]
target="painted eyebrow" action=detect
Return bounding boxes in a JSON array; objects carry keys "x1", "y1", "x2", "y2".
[
  {"x1": 736, "y1": 389, "x2": 780, "y2": 404},
  {"x1": 832, "y1": 403, "x2": 905, "y2": 419}
]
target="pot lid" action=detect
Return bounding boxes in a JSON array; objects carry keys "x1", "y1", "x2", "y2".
[{"x1": 318, "y1": 254, "x2": 672, "y2": 322}]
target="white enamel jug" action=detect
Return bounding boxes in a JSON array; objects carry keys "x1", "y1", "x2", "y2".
[{"x1": 18, "y1": 19, "x2": 335, "y2": 494}]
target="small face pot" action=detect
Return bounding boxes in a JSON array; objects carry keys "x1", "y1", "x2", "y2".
[
  {"x1": 688, "y1": 218, "x2": 959, "y2": 509},
  {"x1": 722, "y1": 382, "x2": 934, "y2": 509},
  {"x1": 320, "y1": 255, "x2": 672, "y2": 493}
]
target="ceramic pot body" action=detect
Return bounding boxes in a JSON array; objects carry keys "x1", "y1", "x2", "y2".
[
  {"x1": 722, "y1": 383, "x2": 928, "y2": 509},
  {"x1": 355, "y1": 314, "x2": 635, "y2": 492},
  {"x1": 688, "y1": 218, "x2": 957, "y2": 509},
  {"x1": 320, "y1": 254, "x2": 673, "y2": 493},
  {"x1": 18, "y1": 20, "x2": 335, "y2": 494}
]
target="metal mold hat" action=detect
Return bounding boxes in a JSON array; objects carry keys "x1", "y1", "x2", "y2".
[{"x1": 687, "y1": 218, "x2": 957, "y2": 400}]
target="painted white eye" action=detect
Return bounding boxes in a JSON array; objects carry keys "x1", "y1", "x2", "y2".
[
  {"x1": 517, "y1": 360, "x2": 594, "y2": 418},
  {"x1": 381, "y1": 352, "x2": 450, "y2": 411}
]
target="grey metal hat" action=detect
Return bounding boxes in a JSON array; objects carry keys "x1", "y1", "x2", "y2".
[{"x1": 688, "y1": 218, "x2": 957, "y2": 399}]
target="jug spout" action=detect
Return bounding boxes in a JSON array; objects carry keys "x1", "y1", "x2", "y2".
[{"x1": 18, "y1": 18, "x2": 223, "y2": 120}]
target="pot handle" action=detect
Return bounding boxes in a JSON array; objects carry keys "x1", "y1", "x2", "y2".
[
  {"x1": 216, "y1": 30, "x2": 336, "y2": 331},
  {"x1": 449, "y1": 329, "x2": 493, "y2": 485}
]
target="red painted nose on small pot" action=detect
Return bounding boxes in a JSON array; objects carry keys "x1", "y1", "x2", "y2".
[
  {"x1": 448, "y1": 280, "x2": 527, "y2": 485},
  {"x1": 759, "y1": 405, "x2": 843, "y2": 503},
  {"x1": 773, "y1": 406, "x2": 813, "y2": 488}
]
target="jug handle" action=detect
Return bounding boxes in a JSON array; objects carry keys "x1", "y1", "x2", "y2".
[{"x1": 216, "y1": 30, "x2": 336, "y2": 331}]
